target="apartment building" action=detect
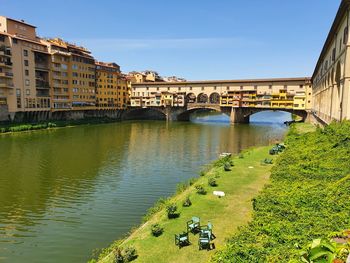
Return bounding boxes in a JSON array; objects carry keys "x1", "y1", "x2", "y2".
[
  {"x1": 68, "y1": 42, "x2": 96, "y2": 110},
  {"x1": 95, "y1": 62, "x2": 121, "y2": 109},
  {"x1": 0, "y1": 16, "x2": 51, "y2": 119},
  {"x1": 42, "y1": 38, "x2": 71, "y2": 110}
]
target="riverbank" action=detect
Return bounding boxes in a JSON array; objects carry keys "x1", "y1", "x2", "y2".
[
  {"x1": 212, "y1": 122, "x2": 350, "y2": 262},
  {"x1": 92, "y1": 145, "x2": 278, "y2": 263},
  {"x1": 0, "y1": 117, "x2": 121, "y2": 134}
]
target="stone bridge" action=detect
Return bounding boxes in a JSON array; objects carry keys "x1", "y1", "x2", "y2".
[{"x1": 123, "y1": 103, "x2": 309, "y2": 124}]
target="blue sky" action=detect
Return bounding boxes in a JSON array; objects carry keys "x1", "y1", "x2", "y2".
[{"x1": 0, "y1": 0, "x2": 340, "y2": 80}]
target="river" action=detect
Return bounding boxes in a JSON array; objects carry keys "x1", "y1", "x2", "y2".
[{"x1": 0, "y1": 111, "x2": 290, "y2": 263}]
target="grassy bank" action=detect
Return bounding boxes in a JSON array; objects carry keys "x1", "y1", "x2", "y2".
[
  {"x1": 0, "y1": 117, "x2": 120, "y2": 134},
  {"x1": 212, "y1": 122, "x2": 350, "y2": 262},
  {"x1": 93, "y1": 146, "x2": 277, "y2": 263}
]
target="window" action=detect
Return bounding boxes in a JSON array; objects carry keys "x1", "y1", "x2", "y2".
[
  {"x1": 0, "y1": 35, "x2": 5, "y2": 42},
  {"x1": 26, "y1": 89, "x2": 30, "y2": 95},
  {"x1": 24, "y1": 60, "x2": 29, "y2": 67},
  {"x1": 25, "y1": 69, "x2": 29, "y2": 76},
  {"x1": 13, "y1": 38, "x2": 17, "y2": 44},
  {"x1": 23, "y1": 49, "x2": 28, "y2": 56},
  {"x1": 344, "y1": 27, "x2": 348, "y2": 44},
  {"x1": 332, "y1": 48, "x2": 336, "y2": 62},
  {"x1": 16, "y1": 89, "x2": 21, "y2": 96},
  {"x1": 269, "y1": 85, "x2": 272, "y2": 89},
  {"x1": 25, "y1": 79, "x2": 30, "y2": 86},
  {"x1": 72, "y1": 64, "x2": 78, "y2": 70}
]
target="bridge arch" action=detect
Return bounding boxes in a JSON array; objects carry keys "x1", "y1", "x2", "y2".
[
  {"x1": 209, "y1": 92, "x2": 220, "y2": 104},
  {"x1": 237, "y1": 108, "x2": 308, "y2": 123},
  {"x1": 122, "y1": 107, "x2": 166, "y2": 121},
  {"x1": 197, "y1": 93, "x2": 208, "y2": 103},
  {"x1": 177, "y1": 107, "x2": 222, "y2": 121}
]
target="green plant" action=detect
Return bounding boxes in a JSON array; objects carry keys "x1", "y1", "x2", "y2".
[
  {"x1": 151, "y1": 223, "x2": 164, "y2": 237},
  {"x1": 166, "y1": 203, "x2": 178, "y2": 219},
  {"x1": 208, "y1": 178, "x2": 218, "y2": 187},
  {"x1": 299, "y1": 239, "x2": 350, "y2": 263},
  {"x1": 195, "y1": 185, "x2": 207, "y2": 195},
  {"x1": 212, "y1": 122, "x2": 350, "y2": 262},
  {"x1": 182, "y1": 197, "x2": 192, "y2": 207},
  {"x1": 114, "y1": 247, "x2": 124, "y2": 263},
  {"x1": 142, "y1": 197, "x2": 169, "y2": 222},
  {"x1": 123, "y1": 246, "x2": 138, "y2": 262},
  {"x1": 224, "y1": 162, "x2": 232, "y2": 171}
]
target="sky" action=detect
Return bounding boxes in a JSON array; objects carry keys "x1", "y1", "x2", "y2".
[{"x1": 0, "y1": 0, "x2": 341, "y2": 80}]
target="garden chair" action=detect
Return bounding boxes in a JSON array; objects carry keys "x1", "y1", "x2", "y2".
[
  {"x1": 200, "y1": 222, "x2": 216, "y2": 240},
  {"x1": 198, "y1": 231, "x2": 211, "y2": 250},
  {"x1": 175, "y1": 232, "x2": 190, "y2": 248},
  {"x1": 187, "y1": 216, "x2": 200, "y2": 233}
]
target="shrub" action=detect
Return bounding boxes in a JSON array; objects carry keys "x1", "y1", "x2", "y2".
[
  {"x1": 166, "y1": 203, "x2": 178, "y2": 219},
  {"x1": 114, "y1": 248, "x2": 124, "y2": 263},
  {"x1": 195, "y1": 185, "x2": 207, "y2": 195},
  {"x1": 151, "y1": 224, "x2": 164, "y2": 237},
  {"x1": 123, "y1": 246, "x2": 137, "y2": 262},
  {"x1": 182, "y1": 197, "x2": 192, "y2": 207},
  {"x1": 212, "y1": 122, "x2": 350, "y2": 262},
  {"x1": 208, "y1": 178, "x2": 218, "y2": 187},
  {"x1": 224, "y1": 162, "x2": 232, "y2": 171}
]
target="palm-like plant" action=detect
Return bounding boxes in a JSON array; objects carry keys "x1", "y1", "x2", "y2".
[{"x1": 299, "y1": 239, "x2": 350, "y2": 263}]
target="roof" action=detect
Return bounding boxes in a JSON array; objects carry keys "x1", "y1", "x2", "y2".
[
  {"x1": 4, "y1": 17, "x2": 37, "y2": 28},
  {"x1": 132, "y1": 77, "x2": 311, "y2": 86},
  {"x1": 312, "y1": 0, "x2": 350, "y2": 80}
]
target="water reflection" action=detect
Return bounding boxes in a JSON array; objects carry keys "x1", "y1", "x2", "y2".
[{"x1": 0, "y1": 113, "x2": 289, "y2": 262}]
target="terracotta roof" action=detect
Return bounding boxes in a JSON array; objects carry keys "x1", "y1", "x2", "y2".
[{"x1": 312, "y1": 0, "x2": 350, "y2": 80}]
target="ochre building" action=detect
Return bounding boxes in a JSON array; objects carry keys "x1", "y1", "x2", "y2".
[{"x1": 312, "y1": 0, "x2": 350, "y2": 123}]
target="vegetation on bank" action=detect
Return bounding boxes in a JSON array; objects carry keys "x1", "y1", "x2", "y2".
[
  {"x1": 92, "y1": 146, "x2": 276, "y2": 263},
  {"x1": 212, "y1": 122, "x2": 350, "y2": 262},
  {"x1": 0, "y1": 117, "x2": 120, "y2": 134}
]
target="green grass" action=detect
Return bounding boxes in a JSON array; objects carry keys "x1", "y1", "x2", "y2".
[
  {"x1": 293, "y1": 122, "x2": 317, "y2": 135},
  {"x1": 211, "y1": 122, "x2": 350, "y2": 262},
  {"x1": 0, "y1": 117, "x2": 120, "y2": 134},
  {"x1": 96, "y1": 146, "x2": 276, "y2": 263}
]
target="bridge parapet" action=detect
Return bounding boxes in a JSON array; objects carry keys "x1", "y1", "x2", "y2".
[{"x1": 187, "y1": 103, "x2": 221, "y2": 111}]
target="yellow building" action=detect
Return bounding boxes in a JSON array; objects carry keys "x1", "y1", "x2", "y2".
[{"x1": 96, "y1": 62, "x2": 121, "y2": 109}]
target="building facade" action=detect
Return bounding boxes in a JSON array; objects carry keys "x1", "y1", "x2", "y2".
[
  {"x1": 312, "y1": 0, "x2": 350, "y2": 123},
  {"x1": 0, "y1": 17, "x2": 51, "y2": 119},
  {"x1": 95, "y1": 62, "x2": 130, "y2": 109},
  {"x1": 130, "y1": 78, "x2": 312, "y2": 111},
  {"x1": 0, "y1": 16, "x2": 131, "y2": 121}
]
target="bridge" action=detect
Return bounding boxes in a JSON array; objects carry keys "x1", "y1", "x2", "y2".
[{"x1": 126, "y1": 78, "x2": 312, "y2": 123}]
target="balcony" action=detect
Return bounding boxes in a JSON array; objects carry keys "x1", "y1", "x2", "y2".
[
  {"x1": 0, "y1": 46, "x2": 11, "y2": 57},
  {"x1": 0, "y1": 82, "x2": 14, "y2": 88},
  {"x1": 0, "y1": 72, "x2": 13, "y2": 78},
  {"x1": 36, "y1": 80, "x2": 50, "y2": 89},
  {"x1": 0, "y1": 61, "x2": 12, "y2": 68}
]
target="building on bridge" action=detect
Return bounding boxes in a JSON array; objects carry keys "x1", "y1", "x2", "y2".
[
  {"x1": 129, "y1": 78, "x2": 312, "y2": 123},
  {"x1": 312, "y1": 0, "x2": 350, "y2": 124}
]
